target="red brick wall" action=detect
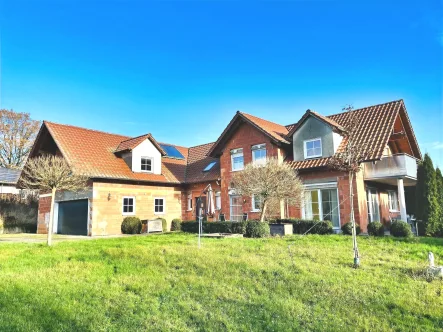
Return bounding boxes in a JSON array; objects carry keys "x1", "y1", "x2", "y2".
[
  {"x1": 218, "y1": 122, "x2": 282, "y2": 220},
  {"x1": 182, "y1": 181, "x2": 220, "y2": 221}
]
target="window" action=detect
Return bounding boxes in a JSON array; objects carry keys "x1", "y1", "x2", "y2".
[
  {"x1": 388, "y1": 190, "x2": 399, "y2": 212},
  {"x1": 203, "y1": 161, "x2": 217, "y2": 172},
  {"x1": 141, "y1": 157, "x2": 153, "y2": 172},
  {"x1": 122, "y1": 197, "x2": 135, "y2": 215},
  {"x1": 231, "y1": 148, "x2": 244, "y2": 171},
  {"x1": 304, "y1": 138, "x2": 322, "y2": 159},
  {"x1": 215, "y1": 191, "x2": 221, "y2": 210},
  {"x1": 154, "y1": 198, "x2": 165, "y2": 214},
  {"x1": 187, "y1": 194, "x2": 193, "y2": 211},
  {"x1": 251, "y1": 194, "x2": 262, "y2": 212},
  {"x1": 303, "y1": 188, "x2": 340, "y2": 228},
  {"x1": 252, "y1": 144, "x2": 266, "y2": 165}
]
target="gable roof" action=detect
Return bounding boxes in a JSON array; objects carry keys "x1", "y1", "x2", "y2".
[
  {"x1": 186, "y1": 143, "x2": 220, "y2": 183},
  {"x1": 287, "y1": 109, "x2": 345, "y2": 137},
  {"x1": 288, "y1": 99, "x2": 421, "y2": 170},
  {"x1": 208, "y1": 111, "x2": 290, "y2": 157},
  {"x1": 0, "y1": 167, "x2": 21, "y2": 185},
  {"x1": 115, "y1": 134, "x2": 166, "y2": 155}
]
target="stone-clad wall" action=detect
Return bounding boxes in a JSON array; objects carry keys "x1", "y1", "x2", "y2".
[{"x1": 91, "y1": 181, "x2": 183, "y2": 235}]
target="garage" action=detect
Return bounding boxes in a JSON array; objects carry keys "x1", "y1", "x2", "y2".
[{"x1": 57, "y1": 199, "x2": 89, "y2": 236}]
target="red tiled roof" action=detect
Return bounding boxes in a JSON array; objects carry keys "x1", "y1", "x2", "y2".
[
  {"x1": 240, "y1": 112, "x2": 290, "y2": 144},
  {"x1": 44, "y1": 122, "x2": 183, "y2": 184},
  {"x1": 186, "y1": 143, "x2": 220, "y2": 183},
  {"x1": 115, "y1": 134, "x2": 166, "y2": 155}
]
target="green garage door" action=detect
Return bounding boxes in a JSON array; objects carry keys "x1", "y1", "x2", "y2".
[{"x1": 57, "y1": 200, "x2": 88, "y2": 236}]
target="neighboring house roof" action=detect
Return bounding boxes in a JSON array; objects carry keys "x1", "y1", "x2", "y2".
[
  {"x1": 0, "y1": 167, "x2": 21, "y2": 185},
  {"x1": 115, "y1": 134, "x2": 166, "y2": 155},
  {"x1": 208, "y1": 111, "x2": 291, "y2": 157},
  {"x1": 186, "y1": 143, "x2": 220, "y2": 183},
  {"x1": 288, "y1": 99, "x2": 421, "y2": 170}
]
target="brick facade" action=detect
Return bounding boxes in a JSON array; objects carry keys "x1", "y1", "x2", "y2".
[
  {"x1": 37, "y1": 195, "x2": 52, "y2": 234},
  {"x1": 218, "y1": 122, "x2": 287, "y2": 220},
  {"x1": 181, "y1": 181, "x2": 220, "y2": 221}
]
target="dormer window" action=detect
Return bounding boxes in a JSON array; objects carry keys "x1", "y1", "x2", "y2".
[
  {"x1": 304, "y1": 138, "x2": 322, "y2": 159},
  {"x1": 141, "y1": 157, "x2": 153, "y2": 172}
]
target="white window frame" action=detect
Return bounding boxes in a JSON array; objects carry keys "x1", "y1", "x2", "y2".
[
  {"x1": 387, "y1": 190, "x2": 399, "y2": 212},
  {"x1": 154, "y1": 197, "x2": 165, "y2": 215},
  {"x1": 301, "y1": 183, "x2": 341, "y2": 229},
  {"x1": 231, "y1": 148, "x2": 244, "y2": 172},
  {"x1": 187, "y1": 193, "x2": 193, "y2": 211},
  {"x1": 122, "y1": 196, "x2": 136, "y2": 215},
  {"x1": 367, "y1": 188, "x2": 380, "y2": 223},
  {"x1": 251, "y1": 194, "x2": 262, "y2": 212},
  {"x1": 251, "y1": 143, "x2": 266, "y2": 166},
  {"x1": 215, "y1": 191, "x2": 221, "y2": 210},
  {"x1": 303, "y1": 138, "x2": 322, "y2": 159},
  {"x1": 141, "y1": 157, "x2": 153, "y2": 173}
]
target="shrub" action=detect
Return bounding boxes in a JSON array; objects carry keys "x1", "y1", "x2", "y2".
[
  {"x1": 245, "y1": 221, "x2": 270, "y2": 238},
  {"x1": 121, "y1": 217, "x2": 142, "y2": 234},
  {"x1": 286, "y1": 219, "x2": 333, "y2": 235},
  {"x1": 157, "y1": 218, "x2": 167, "y2": 232},
  {"x1": 171, "y1": 218, "x2": 182, "y2": 231},
  {"x1": 341, "y1": 222, "x2": 361, "y2": 235},
  {"x1": 181, "y1": 221, "x2": 199, "y2": 233},
  {"x1": 390, "y1": 221, "x2": 413, "y2": 238},
  {"x1": 367, "y1": 222, "x2": 385, "y2": 237}
]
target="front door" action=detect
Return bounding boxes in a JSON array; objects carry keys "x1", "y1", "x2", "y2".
[
  {"x1": 367, "y1": 189, "x2": 380, "y2": 223},
  {"x1": 230, "y1": 195, "x2": 243, "y2": 222}
]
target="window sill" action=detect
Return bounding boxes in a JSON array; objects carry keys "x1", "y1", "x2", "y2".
[
  {"x1": 251, "y1": 210, "x2": 261, "y2": 213},
  {"x1": 140, "y1": 170, "x2": 153, "y2": 173},
  {"x1": 186, "y1": 209, "x2": 193, "y2": 212},
  {"x1": 231, "y1": 168, "x2": 244, "y2": 172},
  {"x1": 122, "y1": 213, "x2": 135, "y2": 216},
  {"x1": 389, "y1": 210, "x2": 400, "y2": 213},
  {"x1": 304, "y1": 156, "x2": 322, "y2": 160}
]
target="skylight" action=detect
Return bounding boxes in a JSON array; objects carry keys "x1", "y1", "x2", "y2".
[{"x1": 203, "y1": 161, "x2": 217, "y2": 172}]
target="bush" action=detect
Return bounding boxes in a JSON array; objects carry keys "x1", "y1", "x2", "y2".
[
  {"x1": 245, "y1": 221, "x2": 270, "y2": 238},
  {"x1": 121, "y1": 217, "x2": 142, "y2": 234},
  {"x1": 390, "y1": 220, "x2": 413, "y2": 238},
  {"x1": 171, "y1": 218, "x2": 182, "y2": 231},
  {"x1": 281, "y1": 219, "x2": 333, "y2": 235},
  {"x1": 367, "y1": 222, "x2": 385, "y2": 237},
  {"x1": 157, "y1": 218, "x2": 167, "y2": 232},
  {"x1": 341, "y1": 222, "x2": 361, "y2": 235}
]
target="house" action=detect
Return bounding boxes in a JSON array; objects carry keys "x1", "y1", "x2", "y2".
[
  {"x1": 0, "y1": 167, "x2": 22, "y2": 196},
  {"x1": 27, "y1": 99, "x2": 421, "y2": 236}
]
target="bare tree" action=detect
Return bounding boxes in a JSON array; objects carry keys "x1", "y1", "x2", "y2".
[
  {"x1": 328, "y1": 105, "x2": 372, "y2": 268},
  {"x1": 20, "y1": 156, "x2": 88, "y2": 245},
  {"x1": 0, "y1": 109, "x2": 41, "y2": 169},
  {"x1": 233, "y1": 158, "x2": 304, "y2": 222}
]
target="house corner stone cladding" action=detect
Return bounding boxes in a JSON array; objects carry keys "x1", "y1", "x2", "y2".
[
  {"x1": 91, "y1": 181, "x2": 182, "y2": 235},
  {"x1": 218, "y1": 122, "x2": 285, "y2": 220}
]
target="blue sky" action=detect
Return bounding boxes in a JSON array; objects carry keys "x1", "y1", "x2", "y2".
[{"x1": 1, "y1": 0, "x2": 442, "y2": 167}]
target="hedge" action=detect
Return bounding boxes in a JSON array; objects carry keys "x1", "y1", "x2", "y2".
[
  {"x1": 171, "y1": 219, "x2": 182, "y2": 231},
  {"x1": 181, "y1": 221, "x2": 248, "y2": 235},
  {"x1": 277, "y1": 219, "x2": 333, "y2": 235}
]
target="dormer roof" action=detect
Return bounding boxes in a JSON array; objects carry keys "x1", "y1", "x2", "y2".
[{"x1": 115, "y1": 133, "x2": 166, "y2": 155}]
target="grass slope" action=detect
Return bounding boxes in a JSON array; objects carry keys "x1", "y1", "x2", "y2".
[{"x1": 0, "y1": 234, "x2": 442, "y2": 331}]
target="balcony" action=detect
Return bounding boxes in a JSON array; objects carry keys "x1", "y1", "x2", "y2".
[{"x1": 363, "y1": 154, "x2": 417, "y2": 183}]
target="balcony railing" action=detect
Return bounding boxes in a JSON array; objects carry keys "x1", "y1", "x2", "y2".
[{"x1": 363, "y1": 154, "x2": 417, "y2": 180}]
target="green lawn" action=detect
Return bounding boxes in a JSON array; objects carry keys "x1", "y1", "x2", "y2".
[{"x1": 0, "y1": 233, "x2": 442, "y2": 331}]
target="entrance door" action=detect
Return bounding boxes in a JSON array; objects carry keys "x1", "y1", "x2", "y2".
[
  {"x1": 57, "y1": 199, "x2": 88, "y2": 235},
  {"x1": 230, "y1": 195, "x2": 242, "y2": 222},
  {"x1": 367, "y1": 189, "x2": 380, "y2": 223},
  {"x1": 195, "y1": 197, "x2": 206, "y2": 221}
]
